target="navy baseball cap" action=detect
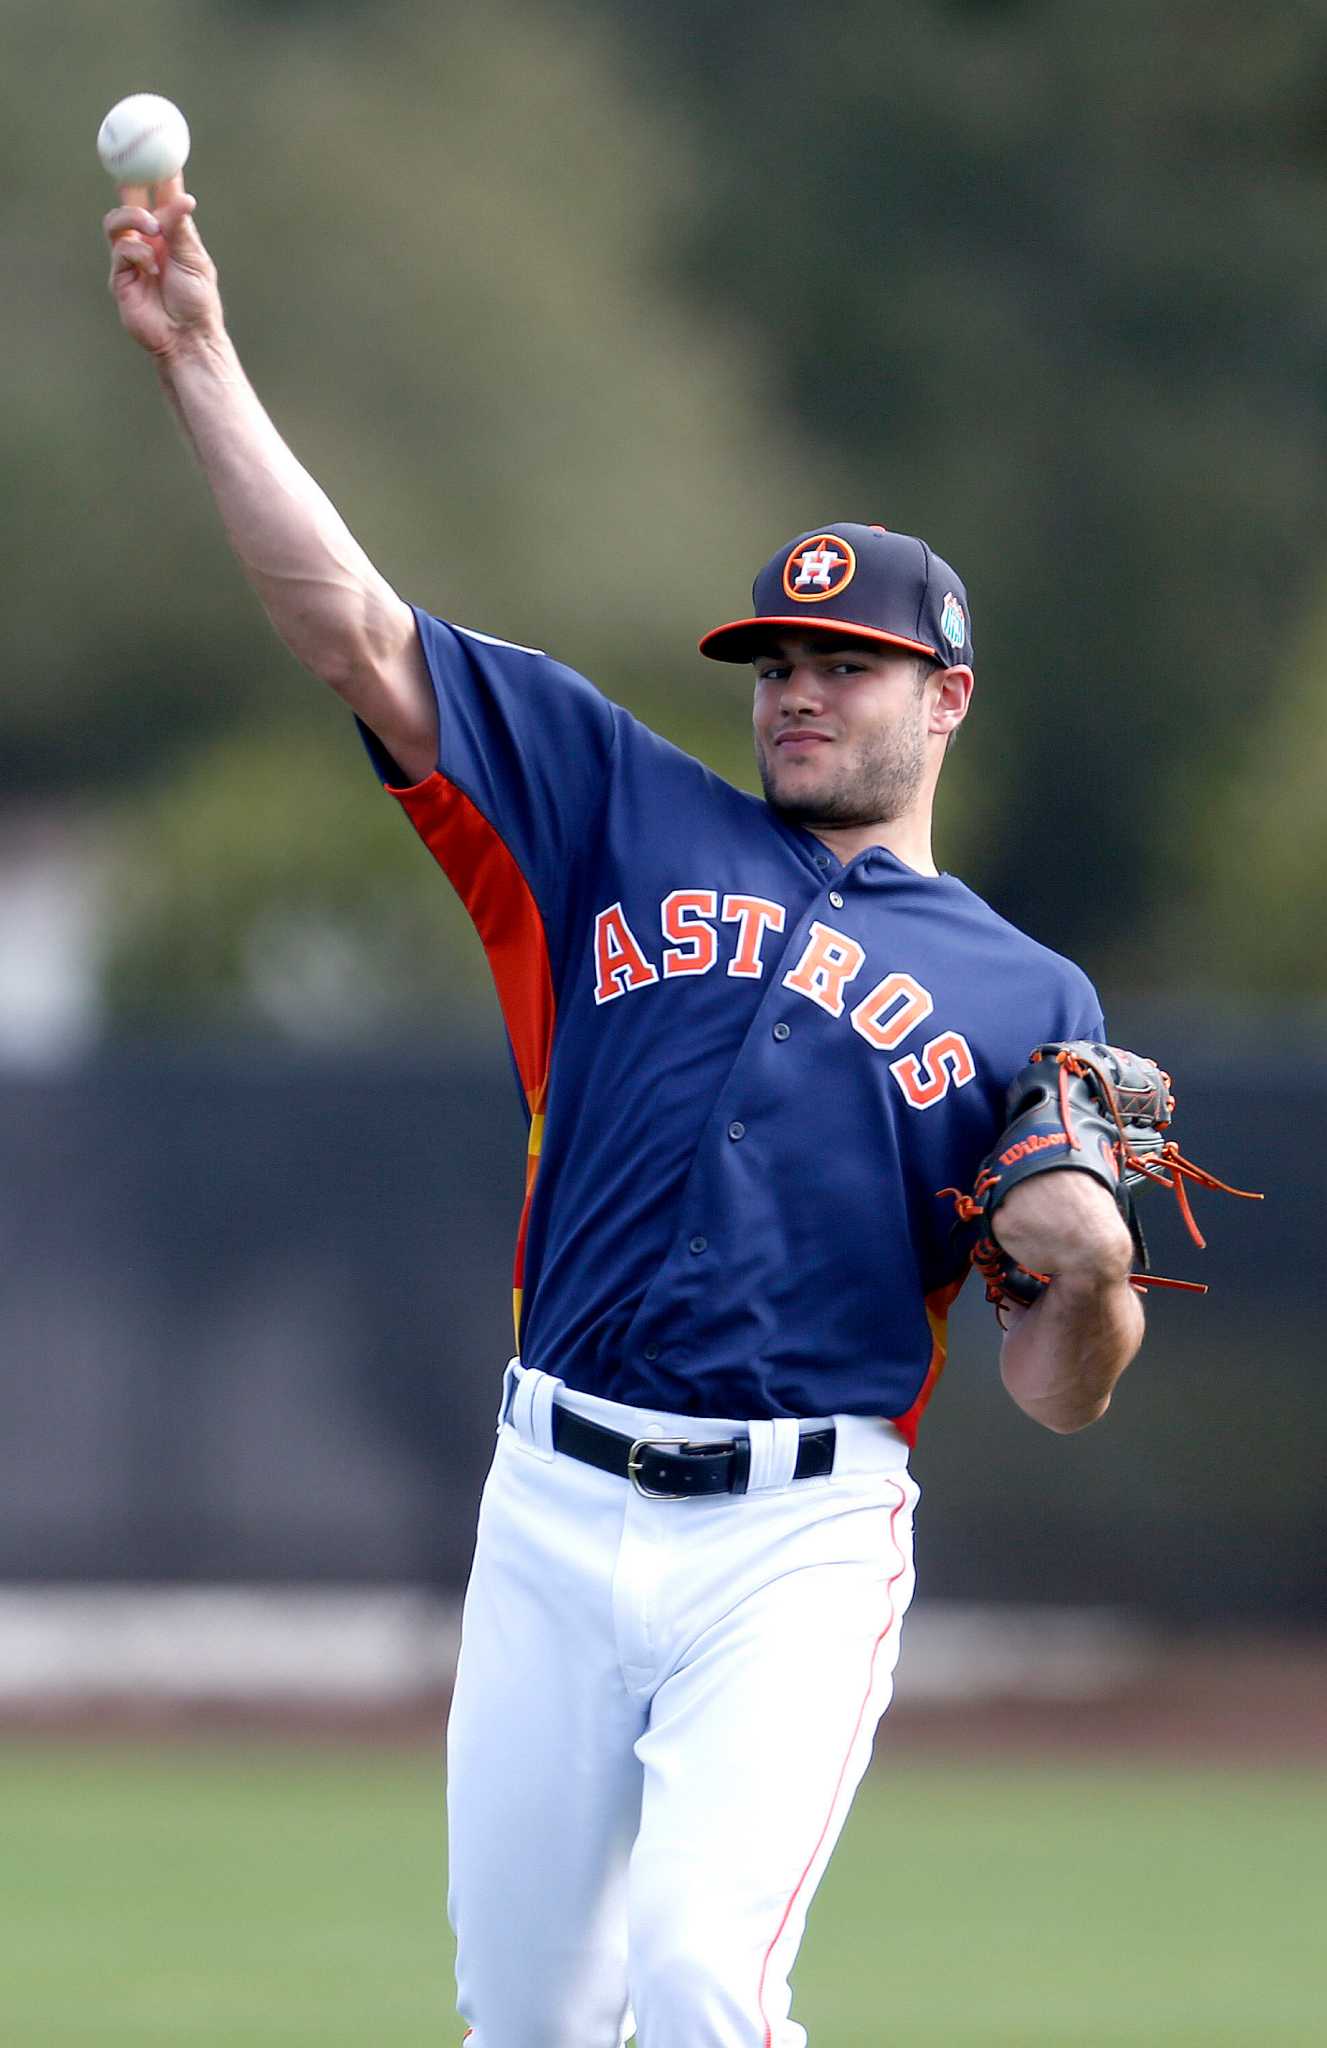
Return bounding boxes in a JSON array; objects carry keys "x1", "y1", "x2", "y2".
[{"x1": 698, "y1": 523, "x2": 974, "y2": 669}]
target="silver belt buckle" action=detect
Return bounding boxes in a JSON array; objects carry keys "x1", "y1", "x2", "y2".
[{"x1": 627, "y1": 1436, "x2": 699, "y2": 1499}]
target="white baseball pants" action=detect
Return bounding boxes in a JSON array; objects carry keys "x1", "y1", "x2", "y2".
[{"x1": 446, "y1": 1362, "x2": 918, "y2": 2048}]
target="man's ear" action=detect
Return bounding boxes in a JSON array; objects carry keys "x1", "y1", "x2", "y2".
[{"x1": 929, "y1": 665, "x2": 974, "y2": 737}]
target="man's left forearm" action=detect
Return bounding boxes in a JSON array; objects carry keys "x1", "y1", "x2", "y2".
[{"x1": 999, "y1": 1257, "x2": 1144, "y2": 1432}]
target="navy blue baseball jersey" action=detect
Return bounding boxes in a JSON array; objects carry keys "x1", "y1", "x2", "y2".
[{"x1": 361, "y1": 610, "x2": 1104, "y2": 1440}]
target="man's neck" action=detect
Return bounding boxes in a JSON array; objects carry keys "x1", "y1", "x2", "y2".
[{"x1": 807, "y1": 815, "x2": 939, "y2": 876}]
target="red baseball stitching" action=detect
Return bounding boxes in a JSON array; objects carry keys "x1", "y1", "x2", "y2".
[{"x1": 104, "y1": 121, "x2": 172, "y2": 171}]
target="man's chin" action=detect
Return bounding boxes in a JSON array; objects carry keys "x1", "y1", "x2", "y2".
[
  {"x1": 758, "y1": 754, "x2": 923, "y2": 831},
  {"x1": 764, "y1": 779, "x2": 907, "y2": 831},
  {"x1": 766, "y1": 787, "x2": 864, "y2": 829},
  {"x1": 760, "y1": 762, "x2": 837, "y2": 820}
]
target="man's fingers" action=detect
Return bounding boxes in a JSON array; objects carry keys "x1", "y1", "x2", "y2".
[
  {"x1": 104, "y1": 205, "x2": 162, "y2": 245},
  {"x1": 160, "y1": 193, "x2": 199, "y2": 237},
  {"x1": 110, "y1": 236, "x2": 159, "y2": 286},
  {"x1": 102, "y1": 179, "x2": 214, "y2": 329},
  {"x1": 105, "y1": 187, "x2": 199, "y2": 247},
  {"x1": 156, "y1": 193, "x2": 206, "y2": 260}
]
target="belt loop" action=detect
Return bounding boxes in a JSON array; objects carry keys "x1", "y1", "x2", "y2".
[
  {"x1": 745, "y1": 1417, "x2": 800, "y2": 1492},
  {"x1": 509, "y1": 1365, "x2": 561, "y2": 1461},
  {"x1": 497, "y1": 1358, "x2": 521, "y2": 1433},
  {"x1": 730, "y1": 1435, "x2": 751, "y2": 1495}
]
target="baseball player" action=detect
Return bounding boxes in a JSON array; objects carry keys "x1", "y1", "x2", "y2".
[{"x1": 106, "y1": 183, "x2": 1147, "y2": 2046}]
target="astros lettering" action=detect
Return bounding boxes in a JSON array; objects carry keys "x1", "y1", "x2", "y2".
[{"x1": 591, "y1": 889, "x2": 978, "y2": 1111}]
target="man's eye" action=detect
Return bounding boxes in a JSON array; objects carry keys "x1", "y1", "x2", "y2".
[{"x1": 759, "y1": 667, "x2": 789, "y2": 682}]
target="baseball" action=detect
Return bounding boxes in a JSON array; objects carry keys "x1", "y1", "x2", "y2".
[{"x1": 96, "y1": 94, "x2": 190, "y2": 185}]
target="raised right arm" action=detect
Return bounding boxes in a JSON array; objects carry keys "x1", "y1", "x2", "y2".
[{"x1": 103, "y1": 178, "x2": 437, "y2": 784}]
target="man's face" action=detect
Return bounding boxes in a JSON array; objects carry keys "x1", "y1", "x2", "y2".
[{"x1": 751, "y1": 634, "x2": 933, "y2": 829}]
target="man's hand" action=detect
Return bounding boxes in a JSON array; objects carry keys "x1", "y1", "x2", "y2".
[
  {"x1": 104, "y1": 176, "x2": 222, "y2": 360},
  {"x1": 989, "y1": 1169, "x2": 1135, "y2": 1288}
]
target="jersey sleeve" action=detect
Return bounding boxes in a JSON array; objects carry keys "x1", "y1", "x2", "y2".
[
  {"x1": 1033, "y1": 950, "x2": 1106, "y2": 1050},
  {"x1": 358, "y1": 607, "x2": 620, "y2": 952},
  {"x1": 1068, "y1": 976, "x2": 1107, "y2": 1043},
  {"x1": 358, "y1": 608, "x2": 624, "y2": 1143}
]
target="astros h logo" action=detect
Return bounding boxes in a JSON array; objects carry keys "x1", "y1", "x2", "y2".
[{"x1": 783, "y1": 534, "x2": 857, "y2": 603}]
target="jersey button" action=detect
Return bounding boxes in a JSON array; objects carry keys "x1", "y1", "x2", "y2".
[
  {"x1": 689, "y1": 1234, "x2": 708, "y2": 1255},
  {"x1": 772, "y1": 1021, "x2": 791, "y2": 1041},
  {"x1": 828, "y1": 890, "x2": 844, "y2": 909},
  {"x1": 727, "y1": 1120, "x2": 745, "y2": 1141},
  {"x1": 642, "y1": 1342, "x2": 660, "y2": 1361},
  {"x1": 814, "y1": 855, "x2": 830, "y2": 869}
]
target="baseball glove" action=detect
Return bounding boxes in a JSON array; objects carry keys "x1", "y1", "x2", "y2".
[{"x1": 940, "y1": 1041, "x2": 1260, "y2": 1317}]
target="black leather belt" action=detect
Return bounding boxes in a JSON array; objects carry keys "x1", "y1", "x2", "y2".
[{"x1": 550, "y1": 1405, "x2": 836, "y2": 1499}]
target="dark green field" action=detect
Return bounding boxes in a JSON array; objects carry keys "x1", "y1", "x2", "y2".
[{"x1": 6, "y1": 1745, "x2": 1324, "y2": 2045}]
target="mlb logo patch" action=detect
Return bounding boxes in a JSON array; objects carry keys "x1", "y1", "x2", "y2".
[
  {"x1": 783, "y1": 534, "x2": 857, "y2": 603},
  {"x1": 940, "y1": 591, "x2": 966, "y2": 650}
]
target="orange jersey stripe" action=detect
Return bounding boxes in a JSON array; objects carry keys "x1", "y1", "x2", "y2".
[
  {"x1": 395, "y1": 774, "x2": 556, "y2": 1336},
  {"x1": 890, "y1": 1274, "x2": 967, "y2": 1447}
]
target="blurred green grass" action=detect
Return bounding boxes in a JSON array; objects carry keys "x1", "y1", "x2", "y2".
[{"x1": 4, "y1": 1744, "x2": 1324, "y2": 2044}]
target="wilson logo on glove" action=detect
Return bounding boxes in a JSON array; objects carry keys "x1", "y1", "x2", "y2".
[{"x1": 998, "y1": 1132, "x2": 1069, "y2": 1167}]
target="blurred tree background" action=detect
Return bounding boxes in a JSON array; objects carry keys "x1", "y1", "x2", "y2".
[
  {"x1": 3, "y1": 0, "x2": 1326, "y2": 1627},
  {"x1": 4, "y1": 0, "x2": 1326, "y2": 1038}
]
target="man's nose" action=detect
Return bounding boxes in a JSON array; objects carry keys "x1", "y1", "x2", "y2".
[{"x1": 780, "y1": 664, "x2": 826, "y2": 711}]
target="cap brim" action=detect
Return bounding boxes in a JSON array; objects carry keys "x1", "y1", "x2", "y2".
[{"x1": 698, "y1": 615, "x2": 940, "y2": 663}]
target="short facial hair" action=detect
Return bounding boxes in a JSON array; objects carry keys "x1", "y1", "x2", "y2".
[{"x1": 756, "y1": 705, "x2": 929, "y2": 830}]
